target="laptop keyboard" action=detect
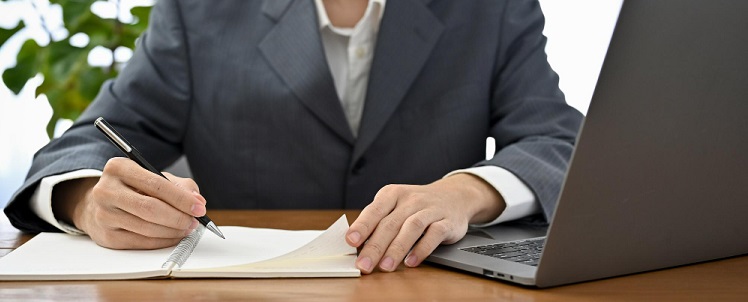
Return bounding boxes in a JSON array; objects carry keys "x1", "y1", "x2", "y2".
[{"x1": 461, "y1": 237, "x2": 546, "y2": 266}]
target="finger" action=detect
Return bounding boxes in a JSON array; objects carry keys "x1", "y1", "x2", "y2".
[
  {"x1": 106, "y1": 158, "x2": 206, "y2": 217},
  {"x1": 163, "y1": 172, "x2": 201, "y2": 194},
  {"x1": 355, "y1": 206, "x2": 420, "y2": 274},
  {"x1": 404, "y1": 220, "x2": 454, "y2": 268},
  {"x1": 127, "y1": 172, "x2": 205, "y2": 217},
  {"x1": 378, "y1": 210, "x2": 440, "y2": 272},
  {"x1": 164, "y1": 172, "x2": 207, "y2": 205},
  {"x1": 115, "y1": 189, "x2": 197, "y2": 231},
  {"x1": 97, "y1": 228, "x2": 183, "y2": 250},
  {"x1": 347, "y1": 185, "x2": 402, "y2": 247},
  {"x1": 114, "y1": 207, "x2": 198, "y2": 239}
]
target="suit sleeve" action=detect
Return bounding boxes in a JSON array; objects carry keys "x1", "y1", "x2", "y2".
[
  {"x1": 479, "y1": 0, "x2": 584, "y2": 221},
  {"x1": 3, "y1": 0, "x2": 193, "y2": 233}
]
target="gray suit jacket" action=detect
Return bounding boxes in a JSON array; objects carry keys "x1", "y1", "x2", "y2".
[{"x1": 5, "y1": 0, "x2": 583, "y2": 233}]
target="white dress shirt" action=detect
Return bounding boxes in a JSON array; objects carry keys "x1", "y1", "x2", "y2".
[{"x1": 30, "y1": 0, "x2": 539, "y2": 234}]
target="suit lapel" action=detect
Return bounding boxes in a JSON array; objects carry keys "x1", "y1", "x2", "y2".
[
  {"x1": 353, "y1": 0, "x2": 444, "y2": 161},
  {"x1": 259, "y1": 0, "x2": 355, "y2": 145}
]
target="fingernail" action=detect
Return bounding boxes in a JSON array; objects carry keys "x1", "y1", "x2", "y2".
[
  {"x1": 347, "y1": 231, "x2": 361, "y2": 245},
  {"x1": 380, "y1": 256, "x2": 395, "y2": 271},
  {"x1": 405, "y1": 254, "x2": 418, "y2": 267},
  {"x1": 191, "y1": 203, "x2": 206, "y2": 216},
  {"x1": 192, "y1": 191, "x2": 207, "y2": 205},
  {"x1": 357, "y1": 257, "x2": 373, "y2": 273}
]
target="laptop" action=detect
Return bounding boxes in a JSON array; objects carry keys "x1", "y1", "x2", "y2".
[{"x1": 426, "y1": 0, "x2": 748, "y2": 288}]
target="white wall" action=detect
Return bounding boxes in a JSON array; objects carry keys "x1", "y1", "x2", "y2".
[
  {"x1": 540, "y1": 0, "x2": 622, "y2": 114},
  {"x1": 0, "y1": 0, "x2": 622, "y2": 207}
]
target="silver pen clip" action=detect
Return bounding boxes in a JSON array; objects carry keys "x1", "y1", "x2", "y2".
[{"x1": 94, "y1": 117, "x2": 132, "y2": 153}]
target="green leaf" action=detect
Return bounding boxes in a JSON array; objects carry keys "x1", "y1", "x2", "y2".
[
  {"x1": 37, "y1": 68, "x2": 60, "y2": 101},
  {"x1": 2, "y1": 39, "x2": 42, "y2": 94},
  {"x1": 78, "y1": 66, "x2": 107, "y2": 100},
  {"x1": 1, "y1": 0, "x2": 153, "y2": 137},
  {"x1": 75, "y1": 13, "x2": 114, "y2": 46},
  {"x1": 43, "y1": 77, "x2": 84, "y2": 137},
  {"x1": 0, "y1": 20, "x2": 24, "y2": 45},
  {"x1": 129, "y1": 6, "x2": 152, "y2": 33},
  {"x1": 47, "y1": 38, "x2": 87, "y2": 80},
  {"x1": 50, "y1": 0, "x2": 95, "y2": 31}
]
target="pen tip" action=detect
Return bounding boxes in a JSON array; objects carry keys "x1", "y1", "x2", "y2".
[{"x1": 206, "y1": 222, "x2": 226, "y2": 239}]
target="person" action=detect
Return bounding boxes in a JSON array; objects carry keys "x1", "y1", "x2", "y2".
[{"x1": 4, "y1": 0, "x2": 583, "y2": 274}]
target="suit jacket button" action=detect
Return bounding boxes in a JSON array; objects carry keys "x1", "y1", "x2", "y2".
[{"x1": 352, "y1": 158, "x2": 366, "y2": 175}]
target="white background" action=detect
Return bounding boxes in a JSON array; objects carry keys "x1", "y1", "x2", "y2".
[{"x1": 0, "y1": 0, "x2": 623, "y2": 207}]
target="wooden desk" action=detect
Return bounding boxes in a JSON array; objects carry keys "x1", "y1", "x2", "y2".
[{"x1": 2, "y1": 210, "x2": 747, "y2": 301}]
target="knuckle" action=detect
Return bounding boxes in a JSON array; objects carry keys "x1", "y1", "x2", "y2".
[
  {"x1": 364, "y1": 241, "x2": 386, "y2": 256},
  {"x1": 136, "y1": 197, "x2": 156, "y2": 214},
  {"x1": 442, "y1": 236, "x2": 461, "y2": 245},
  {"x1": 406, "y1": 215, "x2": 428, "y2": 231},
  {"x1": 175, "y1": 213, "x2": 192, "y2": 229},
  {"x1": 352, "y1": 220, "x2": 372, "y2": 235},
  {"x1": 378, "y1": 184, "x2": 402, "y2": 198},
  {"x1": 365, "y1": 202, "x2": 387, "y2": 218},
  {"x1": 417, "y1": 238, "x2": 437, "y2": 253},
  {"x1": 103, "y1": 157, "x2": 124, "y2": 174},
  {"x1": 90, "y1": 182, "x2": 107, "y2": 199},
  {"x1": 388, "y1": 240, "x2": 410, "y2": 256},
  {"x1": 105, "y1": 157, "x2": 136, "y2": 178},
  {"x1": 430, "y1": 222, "x2": 451, "y2": 238},
  {"x1": 403, "y1": 192, "x2": 427, "y2": 206},
  {"x1": 380, "y1": 217, "x2": 401, "y2": 233}
]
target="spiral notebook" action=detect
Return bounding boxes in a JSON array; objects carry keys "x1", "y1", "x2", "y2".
[{"x1": 0, "y1": 215, "x2": 359, "y2": 280}]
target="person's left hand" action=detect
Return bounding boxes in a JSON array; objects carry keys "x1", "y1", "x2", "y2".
[{"x1": 346, "y1": 173, "x2": 507, "y2": 274}]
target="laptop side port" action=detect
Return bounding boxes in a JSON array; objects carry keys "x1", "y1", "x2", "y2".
[{"x1": 483, "y1": 269, "x2": 506, "y2": 278}]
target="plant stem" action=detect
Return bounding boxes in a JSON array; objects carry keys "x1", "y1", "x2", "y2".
[{"x1": 30, "y1": 0, "x2": 54, "y2": 44}]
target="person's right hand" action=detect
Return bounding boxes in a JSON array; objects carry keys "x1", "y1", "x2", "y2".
[{"x1": 52, "y1": 157, "x2": 207, "y2": 250}]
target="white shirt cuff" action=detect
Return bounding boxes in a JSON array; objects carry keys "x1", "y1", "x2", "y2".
[
  {"x1": 30, "y1": 169, "x2": 103, "y2": 235},
  {"x1": 446, "y1": 166, "x2": 539, "y2": 227}
]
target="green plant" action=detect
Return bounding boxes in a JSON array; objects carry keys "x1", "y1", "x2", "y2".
[{"x1": 0, "y1": 0, "x2": 152, "y2": 138}]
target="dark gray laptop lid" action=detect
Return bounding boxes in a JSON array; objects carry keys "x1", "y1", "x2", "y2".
[{"x1": 535, "y1": 0, "x2": 748, "y2": 287}]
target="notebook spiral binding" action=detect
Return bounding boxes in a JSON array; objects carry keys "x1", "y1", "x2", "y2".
[{"x1": 162, "y1": 225, "x2": 206, "y2": 269}]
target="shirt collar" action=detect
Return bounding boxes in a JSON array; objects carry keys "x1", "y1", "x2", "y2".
[{"x1": 314, "y1": 0, "x2": 386, "y2": 31}]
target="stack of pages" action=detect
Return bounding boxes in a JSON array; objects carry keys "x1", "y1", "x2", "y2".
[{"x1": 0, "y1": 215, "x2": 359, "y2": 280}]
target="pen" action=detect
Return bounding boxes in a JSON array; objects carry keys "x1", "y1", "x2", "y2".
[{"x1": 94, "y1": 117, "x2": 225, "y2": 239}]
